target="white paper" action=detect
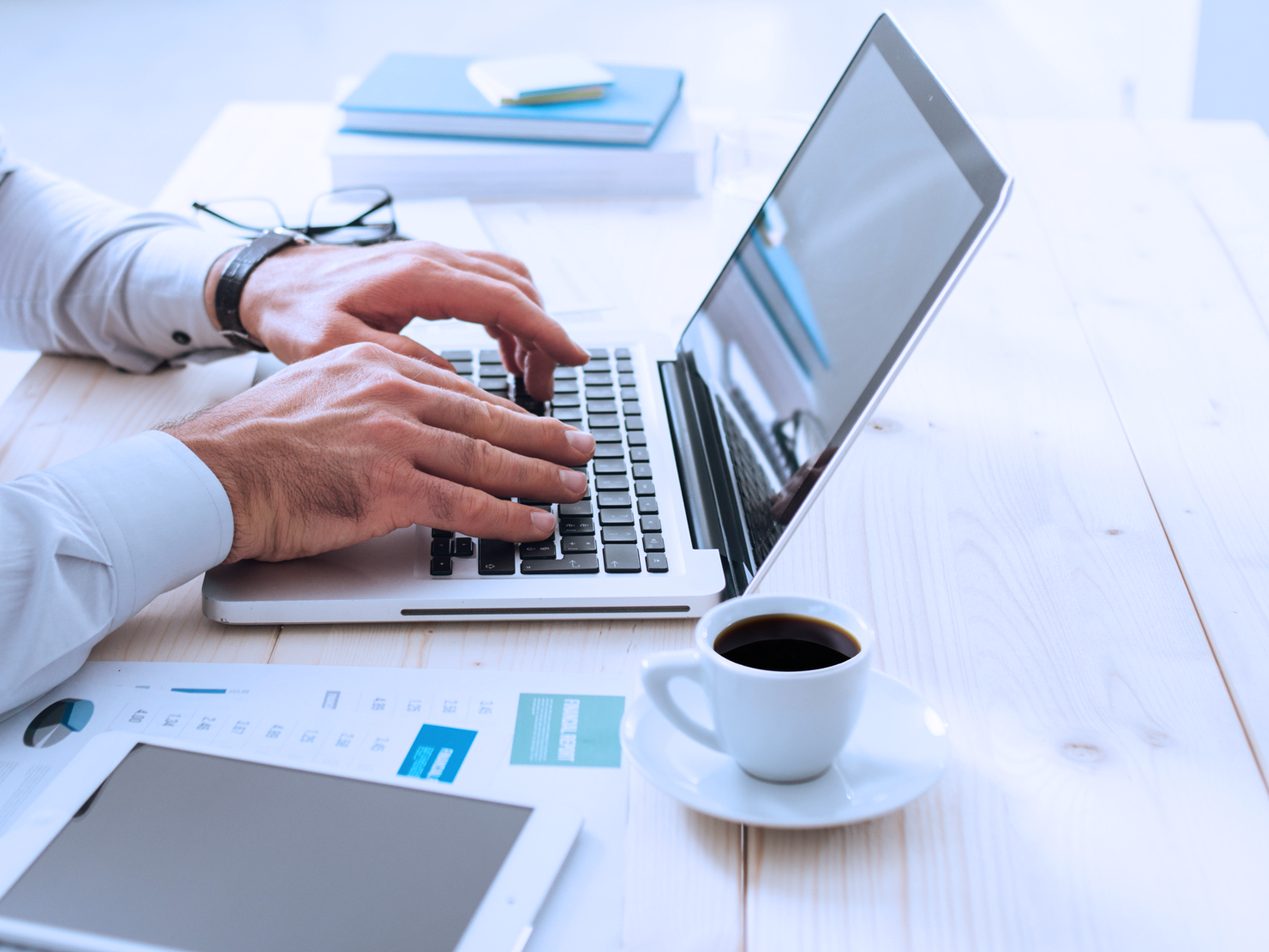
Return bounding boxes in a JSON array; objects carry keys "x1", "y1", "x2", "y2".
[{"x1": 0, "y1": 662, "x2": 635, "y2": 951}]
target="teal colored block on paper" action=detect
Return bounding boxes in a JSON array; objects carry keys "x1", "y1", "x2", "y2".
[
  {"x1": 398, "y1": 724, "x2": 476, "y2": 783},
  {"x1": 510, "y1": 693, "x2": 625, "y2": 767}
]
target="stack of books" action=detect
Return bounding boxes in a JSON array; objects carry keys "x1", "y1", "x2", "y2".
[{"x1": 326, "y1": 54, "x2": 701, "y2": 200}]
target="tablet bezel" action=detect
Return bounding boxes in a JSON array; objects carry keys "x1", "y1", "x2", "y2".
[{"x1": 0, "y1": 732, "x2": 580, "y2": 952}]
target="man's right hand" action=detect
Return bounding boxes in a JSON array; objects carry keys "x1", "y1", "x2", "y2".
[{"x1": 165, "y1": 342, "x2": 595, "y2": 563}]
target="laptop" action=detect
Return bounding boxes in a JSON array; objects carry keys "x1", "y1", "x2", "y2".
[{"x1": 203, "y1": 14, "x2": 1011, "y2": 624}]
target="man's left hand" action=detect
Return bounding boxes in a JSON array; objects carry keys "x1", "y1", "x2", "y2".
[{"x1": 206, "y1": 240, "x2": 588, "y2": 400}]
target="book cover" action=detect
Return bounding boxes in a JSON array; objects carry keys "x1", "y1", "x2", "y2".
[{"x1": 339, "y1": 54, "x2": 683, "y2": 145}]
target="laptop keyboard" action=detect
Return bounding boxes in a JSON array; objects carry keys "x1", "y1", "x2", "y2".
[{"x1": 428, "y1": 347, "x2": 668, "y2": 577}]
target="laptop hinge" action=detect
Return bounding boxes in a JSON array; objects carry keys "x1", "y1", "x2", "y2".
[{"x1": 659, "y1": 357, "x2": 750, "y2": 600}]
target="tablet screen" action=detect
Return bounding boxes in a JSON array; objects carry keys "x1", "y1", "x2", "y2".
[{"x1": 0, "y1": 744, "x2": 531, "y2": 951}]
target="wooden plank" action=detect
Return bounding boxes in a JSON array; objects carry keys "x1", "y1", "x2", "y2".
[
  {"x1": 746, "y1": 122, "x2": 1269, "y2": 950},
  {"x1": 1008, "y1": 119, "x2": 1269, "y2": 773}
]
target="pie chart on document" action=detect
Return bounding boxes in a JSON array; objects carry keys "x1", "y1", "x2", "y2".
[{"x1": 22, "y1": 698, "x2": 95, "y2": 748}]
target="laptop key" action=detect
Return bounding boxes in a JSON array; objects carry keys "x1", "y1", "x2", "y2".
[
  {"x1": 481, "y1": 378, "x2": 510, "y2": 393},
  {"x1": 637, "y1": 497, "x2": 659, "y2": 515},
  {"x1": 632, "y1": 463, "x2": 653, "y2": 480},
  {"x1": 591, "y1": 428, "x2": 623, "y2": 444},
  {"x1": 615, "y1": 347, "x2": 631, "y2": 359},
  {"x1": 585, "y1": 386, "x2": 614, "y2": 400},
  {"x1": 562, "y1": 536, "x2": 597, "y2": 554},
  {"x1": 521, "y1": 554, "x2": 601, "y2": 575},
  {"x1": 430, "y1": 538, "x2": 451, "y2": 558},
  {"x1": 452, "y1": 537, "x2": 474, "y2": 558},
  {"x1": 640, "y1": 515, "x2": 662, "y2": 533},
  {"x1": 593, "y1": 443, "x2": 624, "y2": 459},
  {"x1": 603, "y1": 544, "x2": 642, "y2": 573},
  {"x1": 587, "y1": 347, "x2": 609, "y2": 360},
  {"x1": 551, "y1": 392, "x2": 581, "y2": 408},
  {"x1": 600, "y1": 509, "x2": 635, "y2": 526},
  {"x1": 595, "y1": 475, "x2": 630, "y2": 492},
  {"x1": 593, "y1": 459, "x2": 627, "y2": 475},
  {"x1": 479, "y1": 349, "x2": 503, "y2": 365},
  {"x1": 628, "y1": 447, "x2": 650, "y2": 463},
  {"x1": 597, "y1": 492, "x2": 632, "y2": 508},
  {"x1": 553, "y1": 408, "x2": 583, "y2": 423},
  {"x1": 624, "y1": 416, "x2": 645, "y2": 432},
  {"x1": 589, "y1": 414, "x2": 620, "y2": 429},
  {"x1": 620, "y1": 386, "x2": 639, "y2": 401},
  {"x1": 430, "y1": 556, "x2": 453, "y2": 576},
  {"x1": 635, "y1": 481, "x2": 656, "y2": 496},
  {"x1": 587, "y1": 401, "x2": 618, "y2": 415},
  {"x1": 618, "y1": 373, "x2": 637, "y2": 387},
  {"x1": 559, "y1": 500, "x2": 593, "y2": 517},
  {"x1": 553, "y1": 378, "x2": 579, "y2": 394},
  {"x1": 602, "y1": 526, "x2": 637, "y2": 544},
  {"x1": 441, "y1": 350, "x2": 472, "y2": 362},
  {"x1": 477, "y1": 539, "x2": 516, "y2": 575},
  {"x1": 645, "y1": 553, "x2": 669, "y2": 573},
  {"x1": 622, "y1": 401, "x2": 642, "y2": 416},
  {"x1": 519, "y1": 542, "x2": 558, "y2": 560},
  {"x1": 432, "y1": 529, "x2": 454, "y2": 539},
  {"x1": 560, "y1": 517, "x2": 596, "y2": 535},
  {"x1": 626, "y1": 432, "x2": 648, "y2": 446},
  {"x1": 450, "y1": 361, "x2": 473, "y2": 376},
  {"x1": 642, "y1": 533, "x2": 665, "y2": 552}
]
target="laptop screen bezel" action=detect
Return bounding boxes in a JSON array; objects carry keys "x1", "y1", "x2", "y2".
[{"x1": 671, "y1": 12, "x2": 1011, "y2": 591}]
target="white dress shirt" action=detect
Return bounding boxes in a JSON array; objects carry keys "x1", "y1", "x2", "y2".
[{"x1": 0, "y1": 133, "x2": 239, "y2": 718}]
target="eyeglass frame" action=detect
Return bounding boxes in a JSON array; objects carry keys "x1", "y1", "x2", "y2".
[{"x1": 191, "y1": 186, "x2": 401, "y2": 246}]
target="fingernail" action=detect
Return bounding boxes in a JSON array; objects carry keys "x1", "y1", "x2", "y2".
[
  {"x1": 560, "y1": 468, "x2": 587, "y2": 493},
  {"x1": 565, "y1": 429, "x2": 595, "y2": 454},
  {"x1": 531, "y1": 509, "x2": 556, "y2": 534}
]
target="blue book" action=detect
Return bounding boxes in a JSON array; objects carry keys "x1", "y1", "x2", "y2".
[{"x1": 339, "y1": 54, "x2": 683, "y2": 146}]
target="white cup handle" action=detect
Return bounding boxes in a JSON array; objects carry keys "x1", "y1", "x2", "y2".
[{"x1": 640, "y1": 650, "x2": 723, "y2": 752}]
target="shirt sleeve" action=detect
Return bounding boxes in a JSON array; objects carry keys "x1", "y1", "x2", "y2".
[
  {"x1": 0, "y1": 431, "x2": 234, "y2": 719},
  {"x1": 0, "y1": 141, "x2": 238, "y2": 372}
]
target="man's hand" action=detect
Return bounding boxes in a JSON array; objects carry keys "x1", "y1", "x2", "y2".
[
  {"x1": 206, "y1": 240, "x2": 589, "y2": 400},
  {"x1": 164, "y1": 342, "x2": 595, "y2": 563}
]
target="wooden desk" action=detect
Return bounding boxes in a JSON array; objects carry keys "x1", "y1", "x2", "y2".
[{"x1": 2, "y1": 107, "x2": 1267, "y2": 951}]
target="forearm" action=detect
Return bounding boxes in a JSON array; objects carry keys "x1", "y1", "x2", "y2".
[
  {"x1": 0, "y1": 432, "x2": 233, "y2": 718},
  {"x1": 0, "y1": 161, "x2": 236, "y2": 372}
]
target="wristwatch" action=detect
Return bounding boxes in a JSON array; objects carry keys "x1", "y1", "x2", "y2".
[{"x1": 213, "y1": 228, "x2": 311, "y2": 352}]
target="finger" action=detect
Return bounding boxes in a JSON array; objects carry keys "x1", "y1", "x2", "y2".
[
  {"x1": 309, "y1": 314, "x2": 454, "y2": 370},
  {"x1": 419, "y1": 268, "x2": 589, "y2": 366},
  {"x1": 463, "y1": 249, "x2": 535, "y2": 284},
  {"x1": 404, "y1": 472, "x2": 557, "y2": 542},
  {"x1": 413, "y1": 424, "x2": 590, "y2": 503},
  {"x1": 355, "y1": 326, "x2": 453, "y2": 371},
  {"x1": 411, "y1": 385, "x2": 594, "y2": 465},
  {"x1": 522, "y1": 348, "x2": 556, "y2": 402},
  {"x1": 487, "y1": 326, "x2": 523, "y2": 376},
  {"x1": 374, "y1": 348, "x2": 527, "y2": 414},
  {"x1": 452, "y1": 251, "x2": 545, "y2": 308}
]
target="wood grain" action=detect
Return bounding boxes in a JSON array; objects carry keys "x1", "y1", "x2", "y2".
[
  {"x1": 746, "y1": 121, "x2": 1269, "y2": 951},
  {"x1": 1007, "y1": 120, "x2": 1269, "y2": 776}
]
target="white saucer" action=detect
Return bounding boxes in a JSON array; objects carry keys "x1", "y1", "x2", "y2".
[{"x1": 621, "y1": 670, "x2": 948, "y2": 829}]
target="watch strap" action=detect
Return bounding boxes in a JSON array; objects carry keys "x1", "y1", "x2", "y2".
[{"x1": 214, "y1": 229, "x2": 306, "y2": 351}]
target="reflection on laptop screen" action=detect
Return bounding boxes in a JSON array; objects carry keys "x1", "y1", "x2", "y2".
[{"x1": 677, "y1": 30, "x2": 1003, "y2": 575}]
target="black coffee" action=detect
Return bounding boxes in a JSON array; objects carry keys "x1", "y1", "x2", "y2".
[{"x1": 714, "y1": 613, "x2": 861, "y2": 672}]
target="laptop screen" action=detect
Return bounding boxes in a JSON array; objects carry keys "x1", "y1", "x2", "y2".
[{"x1": 675, "y1": 16, "x2": 1007, "y2": 582}]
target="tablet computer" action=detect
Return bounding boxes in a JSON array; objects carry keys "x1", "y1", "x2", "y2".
[{"x1": 0, "y1": 733, "x2": 581, "y2": 952}]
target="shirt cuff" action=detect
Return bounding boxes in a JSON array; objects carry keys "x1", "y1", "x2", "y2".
[
  {"x1": 44, "y1": 430, "x2": 234, "y2": 628},
  {"x1": 124, "y1": 225, "x2": 242, "y2": 362}
]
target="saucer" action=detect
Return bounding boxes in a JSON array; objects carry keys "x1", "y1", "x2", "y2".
[{"x1": 620, "y1": 670, "x2": 948, "y2": 829}]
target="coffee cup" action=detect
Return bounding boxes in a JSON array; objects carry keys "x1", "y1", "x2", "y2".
[{"x1": 640, "y1": 594, "x2": 873, "y2": 783}]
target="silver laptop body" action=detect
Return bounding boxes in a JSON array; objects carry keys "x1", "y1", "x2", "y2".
[{"x1": 203, "y1": 14, "x2": 1011, "y2": 624}]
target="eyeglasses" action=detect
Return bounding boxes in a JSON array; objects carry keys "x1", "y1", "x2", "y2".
[{"x1": 191, "y1": 186, "x2": 399, "y2": 245}]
